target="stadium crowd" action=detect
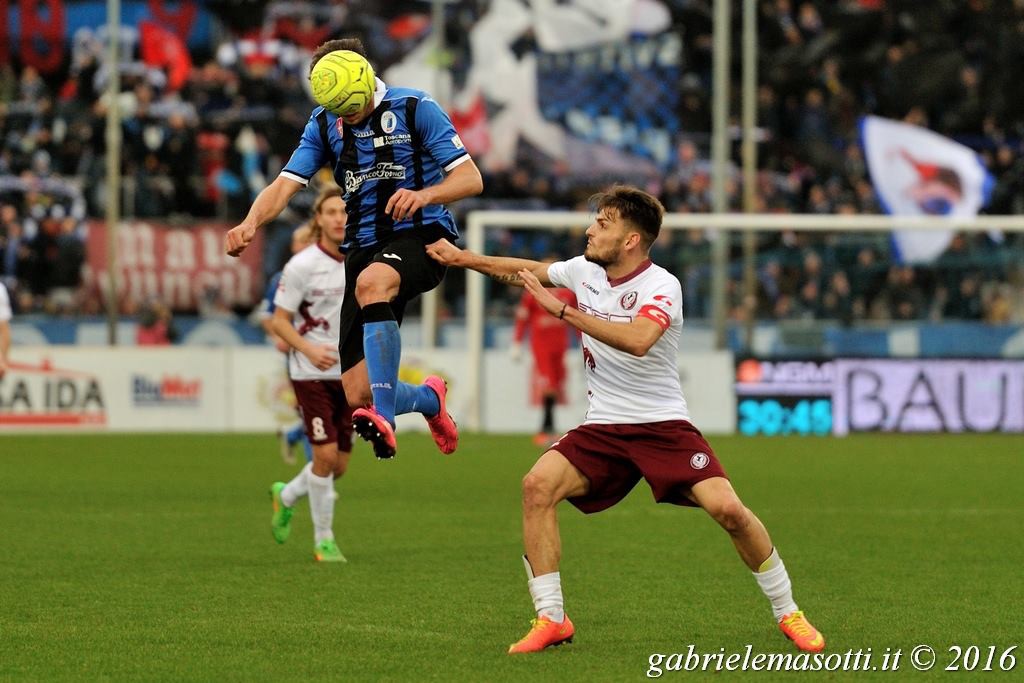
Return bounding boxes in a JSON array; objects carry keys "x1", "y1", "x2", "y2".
[{"x1": 1, "y1": 0, "x2": 1022, "y2": 324}]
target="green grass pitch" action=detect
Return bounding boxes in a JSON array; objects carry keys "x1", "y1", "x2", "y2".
[{"x1": 1, "y1": 433, "x2": 1022, "y2": 681}]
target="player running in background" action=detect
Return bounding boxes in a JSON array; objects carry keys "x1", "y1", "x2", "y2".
[
  {"x1": 427, "y1": 185, "x2": 825, "y2": 654},
  {"x1": 0, "y1": 281, "x2": 10, "y2": 378},
  {"x1": 511, "y1": 276, "x2": 577, "y2": 446},
  {"x1": 259, "y1": 224, "x2": 315, "y2": 465},
  {"x1": 225, "y1": 37, "x2": 481, "y2": 460},
  {"x1": 268, "y1": 187, "x2": 354, "y2": 562}
]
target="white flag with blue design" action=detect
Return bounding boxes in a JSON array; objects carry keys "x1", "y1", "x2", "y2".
[{"x1": 859, "y1": 115, "x2": 994, "y2": 263}]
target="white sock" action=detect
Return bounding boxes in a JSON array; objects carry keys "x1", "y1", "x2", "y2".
[
  {"x1": 307, "y1": 471, "x2": 336, "y2": 543},
  {"x1": 280, "y1": 462, "x2": 312, "y2": 508},
  {"x1": 753, "y1": 547, "x2": 799, "y2": 620},
  {"x1": 526, "y1": 559, "x2": 564, "y2": 623}
]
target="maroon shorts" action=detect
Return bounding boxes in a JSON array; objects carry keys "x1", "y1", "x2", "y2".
[
  {"x1": 292, "y1": 379, "x2": 354, "y2": 451},
  {"x1": 551, "y1": 420, "x2": 728, "y2": 514}
]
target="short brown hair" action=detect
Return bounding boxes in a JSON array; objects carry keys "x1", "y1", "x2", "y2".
[
  {"x1": 590, "y1": 185, "x2": 665, "y2": 249},
  {"x1": 309, "y1": 186, "x2": 344, "y2": 242},
  {"x1": 310, "y1": 38, "x2": 369, "y2": 75}
]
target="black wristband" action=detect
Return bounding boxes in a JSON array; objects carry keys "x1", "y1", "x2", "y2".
[{"x1": 558, "y1": 303, "x2": 567, "y2": 319}]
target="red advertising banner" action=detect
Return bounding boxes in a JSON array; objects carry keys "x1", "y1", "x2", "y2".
[{"x1": 85, "y1": 220, "x2": 263, "y2": 311}]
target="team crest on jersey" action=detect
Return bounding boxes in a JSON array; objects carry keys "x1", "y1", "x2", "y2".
[
  {"x1": 619, "y1": 291, "x2": 638, "y2": 310},
  {"x1": 381, "y1": 111, "x2": 397, "y2": 134},
  {"x1": 690, "y1": 452, "x2": 709, "y2": 470}
]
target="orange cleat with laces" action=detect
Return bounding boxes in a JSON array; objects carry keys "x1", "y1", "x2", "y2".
[
  {"x1": 779, "y1": 611, "x2": 825, "y2": 652},
  {"x1": 508, "y1": 614, "x2": 575, "y2": 654}
]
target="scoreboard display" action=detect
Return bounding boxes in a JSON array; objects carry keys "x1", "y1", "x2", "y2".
[{"x1": 735, "y1": 359, "x2": 834, "y2": 436}]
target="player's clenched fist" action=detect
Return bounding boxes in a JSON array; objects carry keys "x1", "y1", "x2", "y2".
[
  {"x1": 425, "y1": 238, "x2": 463, "y2": 266},
  {"x1": 385, "y1": 188, "x2": 430, "y2": 222},
  {"x1": 225, "y1": 223, "x2": 257, "y2": 257}
]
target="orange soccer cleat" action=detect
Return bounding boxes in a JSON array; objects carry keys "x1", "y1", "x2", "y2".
[
  {"x1": 423, "y1": 375, "x2": 458, "y2": 454},
  {"x1": 508, "y1": 614, "x2": 575, "y2": 654},
  {"x1": 779, "y1": 611, "x2": 825, "y2": 652}
]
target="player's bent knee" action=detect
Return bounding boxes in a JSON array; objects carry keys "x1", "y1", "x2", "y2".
[
  {"x1": 312, "y1": 443, "x2": 340, "y2": 469},
  {"x1": 708, "y1": 498, "x2": 751, "y2": 533},
  {"x1": 354, "y1": 266, "x2": 400, "y2": 305},
  {"x1": 521, "y1": 471, "x2": 559, "y2": 509}
]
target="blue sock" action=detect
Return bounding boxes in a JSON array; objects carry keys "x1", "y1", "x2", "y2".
[
  {"x1": 301, "y1": 436, "x2": 313, "y2": 463},
  {"x1": 395, "y1": 381, "x2": 440, "y2": 417},
  {"x1": 362, "y1": 303, "x2": 401, "y2": 427},
  {"x1": 286, "y1": 423, "x2": 305, "y2": 446}
]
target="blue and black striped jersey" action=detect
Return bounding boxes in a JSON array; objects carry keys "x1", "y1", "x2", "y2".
[{"x1": 280, "y1": 82, "x2": 471, "y2": 251}]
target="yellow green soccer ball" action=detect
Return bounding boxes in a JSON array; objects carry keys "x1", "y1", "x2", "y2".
[{"x1": 309, "y1": 50, "x2": 376, "y2": 117}]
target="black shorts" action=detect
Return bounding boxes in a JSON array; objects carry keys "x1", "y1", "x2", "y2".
[{"x1": 338, "y1": 224, "x2": 450, "y2": 371}]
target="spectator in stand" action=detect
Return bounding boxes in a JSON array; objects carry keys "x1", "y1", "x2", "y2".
[
  {"x1": 2, "y1": 0, "x2": 1024, "y2": 324},
  {"x1": 136, "y1": 299, "x2": 177, "y2": 345}
]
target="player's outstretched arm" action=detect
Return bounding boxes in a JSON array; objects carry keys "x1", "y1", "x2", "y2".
[
  {"x1": 270, "y1": 308, "x2": 338, "y2": 371},
  {"x1": 225, "y1": 176, "x2": 304, "y2": 257},
  {"x1": 386, "y1": 160, "x2": 484, "y2": 221},
  {"x1": 519, "y1": 269, "x2": 665, "y2": 357},
  {"x1": 425, "y1": 238, "x2": 552, "y2": 287}
]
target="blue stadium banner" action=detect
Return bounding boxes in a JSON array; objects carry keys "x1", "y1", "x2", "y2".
[{"x1": 537, "y1": 33, "x2": 682, "y2": 167}]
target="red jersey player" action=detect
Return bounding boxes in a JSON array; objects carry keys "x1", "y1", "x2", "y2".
[{"x1": 511, "y1": 285, "x2": 577, "y2": 445}]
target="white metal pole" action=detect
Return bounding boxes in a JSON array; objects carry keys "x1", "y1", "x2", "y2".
[
  {"x1": 741, "y1": 0, "x2": 758, "y2": 351},
  {"x1": 465, "y1": 213, "x2": 486, "y2": 431},
  {"x1": 419, "y1": 0, "x2": 453, "y2": 350},
  {"x1": 105, "y1": 0, "x2": 121, "y2": 346},
  {"x1": 711, "y1": 0, "x2": 732, "y2": 350}
]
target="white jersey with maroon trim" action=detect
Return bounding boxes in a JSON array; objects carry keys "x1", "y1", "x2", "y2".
[
  {"x1": 273, "y1": 244, "x2": 346, "y2": 380},
  {"x1": 546, "y1": 256, "x2": 690, "y2": 425}
]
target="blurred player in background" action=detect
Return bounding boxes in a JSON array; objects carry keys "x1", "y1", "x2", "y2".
[
  {"x1": 259, "y1": 224, "x2": 316, "y2": 465},
  {"x1": 268, "y1": 187, "x2": 353, "y2": 563},
  {"x1": 428, "y1": 185, "x2": 824, "y2": 655},
  {"x1": 511, "y1": 270, "x2": 577, "y2": 446},
  {"x1": 0, "y1": 281, "x2": 10, "y2": 378},
  {"x1": 225, "y1": 37, "x2": 481, "y2": 460}
]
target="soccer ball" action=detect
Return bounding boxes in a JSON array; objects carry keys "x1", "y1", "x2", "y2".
[{"x1": 309, "y1": 50, "x2": 376, "y2": 117}]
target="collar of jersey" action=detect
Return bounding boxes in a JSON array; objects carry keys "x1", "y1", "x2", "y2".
[{"x1": 607, "y1": 259, "x2": 653, "y2": 287}]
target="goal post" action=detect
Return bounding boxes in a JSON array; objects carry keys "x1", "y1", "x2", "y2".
[{"x1": 460, "y1": 211, "x2": 1024, "y2": 430}]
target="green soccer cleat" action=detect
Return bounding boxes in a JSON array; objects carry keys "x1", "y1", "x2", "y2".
[
  {"x1": 314, "y1": 538, "x2": 347, "y2": 563},
  {"x1": 269, "y1": 482, "x2": 293, "y2": 544}
]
